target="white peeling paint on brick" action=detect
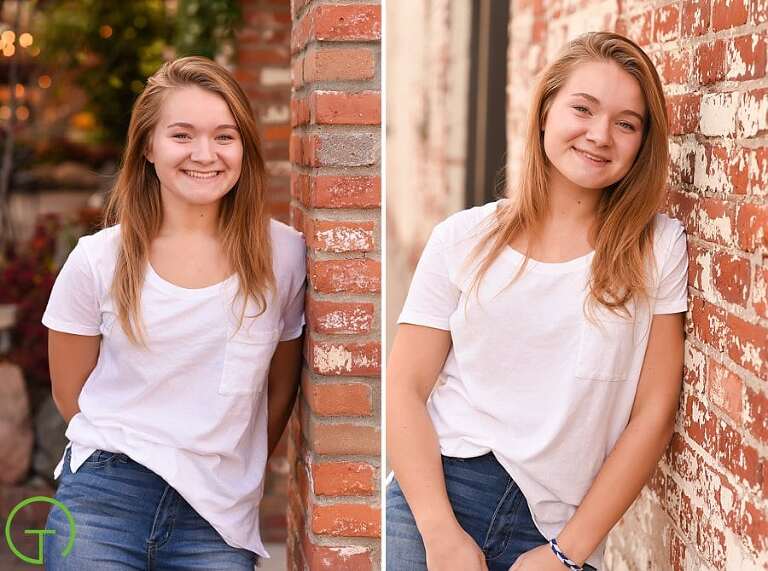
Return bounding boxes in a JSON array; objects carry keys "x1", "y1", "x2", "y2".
[
  {"x1": 316, "y1": 227, "x2": 373, "y2": 252},
  {"x1": 739, "y1": 340, "x2": 764, "y2": 373},
  {"x1": 685, "y1": 344, "x2": 707, "y2": 394},
  {"x1": 695, "y1": 247, "x2": 714, "y2": 297},
  {"x1": 313, "y1": 344, "x2": 353, "y2": 374},
  {"x1": 318, "y1": 307, "x2": 372, "y2": 331},
  {"x1": 697, "y1": 207, "x2": 734, "y2": 244},
  {"x1": 726, "y1": 40, "x2": 748, "y2": 79},
  {"x1": 748, "y1": 151, "x2": 768, "y2": 197},
  {"x1": 753, "y1": 270, "x2": 767, "y2": 309},
  {"x1": 694, "y1": 145, "x2": 731, "y2": 194},
  {"x1": 329, "y1": 546, "x2": 369, "y2": 557},
  {"x1": 737, "y1": 91, "x2": 768, "y2": 138},
  {"x1": 700, "y1": 93, "x2": 738, "y2": 137}
]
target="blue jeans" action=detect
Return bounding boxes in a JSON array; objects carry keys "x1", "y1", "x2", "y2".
[
  {"x1": 43, "y1": 447, "x2": 259, "y2": 570},
  {"x1": 386, "y1": 453, "x2": 597, "y2": 571}
]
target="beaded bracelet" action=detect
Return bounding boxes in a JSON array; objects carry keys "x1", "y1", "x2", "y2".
[{"x1": 549, "y1": 538, "x2": 584, "y2": 571}]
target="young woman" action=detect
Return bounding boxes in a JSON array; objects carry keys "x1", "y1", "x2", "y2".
[
  {"x1": 42, "y1": 56, "x2": 305, "y2": 569},
  {"x1": 386, "y1": 32, "x2": 688, "y2": 571}
]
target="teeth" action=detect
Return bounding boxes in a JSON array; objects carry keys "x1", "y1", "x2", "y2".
[
  {"x1": 184, "y1": 170, "x2": 220, "y2": 180},
  {"x1": 576, "y1": 149, "x2": 607, "y2": 163}
]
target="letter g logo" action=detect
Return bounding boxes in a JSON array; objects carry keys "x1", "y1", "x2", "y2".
[{"x1": 4, "y1": 496, "x2": 76, "y2": 565}]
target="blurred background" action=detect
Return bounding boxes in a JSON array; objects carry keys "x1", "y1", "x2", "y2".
[{"x1": 0, "y1": 1, "x2": 292, "y2": 568}]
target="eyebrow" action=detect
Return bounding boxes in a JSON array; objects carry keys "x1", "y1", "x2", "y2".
[
  {"x1": 569, "y1": 92, "x2": 645, "y2": 123},
  {"x1": 166, "y1": 122, "x2": 239, "y2": 130}
]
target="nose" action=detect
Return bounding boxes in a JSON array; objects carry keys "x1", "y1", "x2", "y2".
[
  {"x1": 190, "y1": 137, "x2": 216, "y2": 163},
  {"x1": 585, "y1": 116, "x2": 612, "y2": 147}
]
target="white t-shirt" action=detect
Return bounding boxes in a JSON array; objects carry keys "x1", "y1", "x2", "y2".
[
  {"x1": 42, "y1": 220, "x2": 306, "y2": 559},
  {"x1": 397, "y1": 200, "x2": 688, "y2": 570}
]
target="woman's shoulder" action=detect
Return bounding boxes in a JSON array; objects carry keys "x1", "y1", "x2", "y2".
[
  {"x1": 433, "y1": 200, "x2": 502, "y2": 246},
  {"x1": 73, "y1": 224, "x2": 121, "y2": 261},
  {"x1": 651, "y1": 212, "x2": 686, "y2": 250}
]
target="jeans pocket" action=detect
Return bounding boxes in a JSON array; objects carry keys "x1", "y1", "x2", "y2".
[{"x1": 81, "y1": 450, "x2": 129, "y2": 468}]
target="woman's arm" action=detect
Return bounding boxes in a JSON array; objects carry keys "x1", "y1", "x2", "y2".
[
  {"x1": 514, "y1": 312, "x2": 685, "y2": 570},
  {"x1": 266, "y1": 335, "x2": 304, "y2": 457},
  {"x1": 48, "y1": 330, "x2": 101, "y2": 423},
  {"x1": 388, "y1": 323, "x2": 488, "y2": 571}
]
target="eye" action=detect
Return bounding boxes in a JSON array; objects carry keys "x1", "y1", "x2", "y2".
[
  {"x1": 216, "y1": 134, "x2": 235, "y2": 142},
  {"x1": 572, "y1": 105, "x2": 591, "y2": 114},
  {"x1": 618, "y1": 121, "x2": 636, "y2": 131},
  {"x1": 172, "y1": 133, "x2": 191, "y2": 140}
]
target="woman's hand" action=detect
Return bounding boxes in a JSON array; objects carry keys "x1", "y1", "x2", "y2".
[
  {"x1": 424, "y1": 525, "x2": 487, "y2": 571},
  {"x1": 509, "y1": 543, "x2": 570, "y2": 570}
]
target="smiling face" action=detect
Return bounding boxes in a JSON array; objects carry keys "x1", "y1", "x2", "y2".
[
  {"x1": 145, "y1": 85, "x2": 243, "y2": 208},
  {"x1": 542, "y1": 60, "x2": 646, "y2": 193}
]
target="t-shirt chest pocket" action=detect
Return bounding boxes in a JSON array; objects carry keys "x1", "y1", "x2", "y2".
[
  {"x1": 219, "y1": 326, "x2": 280, "y2": 396},
  {"x1": 574, "y1": 308, "x2": 638, "y2": 382}
]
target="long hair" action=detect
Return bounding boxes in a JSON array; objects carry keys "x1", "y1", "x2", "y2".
[
  {"x1": 103, "y1": 56, "x2": 274, "y2": 344},
  {"x1": 469, "y1": 31, "x2": 669, "y2": 320}
]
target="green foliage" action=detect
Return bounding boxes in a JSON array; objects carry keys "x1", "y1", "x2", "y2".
[
  {"x1": 174, "y1": 0, "x2": 241, "y2": 61},
  {"x1": 38, "y1": 0, "x2": 169, "y2": 146}
]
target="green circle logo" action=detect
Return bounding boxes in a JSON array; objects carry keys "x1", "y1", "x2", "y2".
[{"x1": 4, "y1": 496, "x2": 76, "y2": 565}]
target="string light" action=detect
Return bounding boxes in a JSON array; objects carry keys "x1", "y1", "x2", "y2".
[
  {"x1": 2, "y1": 44, "x2": 15, "y2": 57},
  {"x1": 1, "y1": 31, "x2": 15, "y2": 44},
  {"x1": 14, "y1": 84, "x2": 24, "y2": 98},
  {"x1": 99, "y1": 25, "x2": 113, "y2": 39},
  {"x1": 16, "y1": 106, "x2": 29, "y2": 120},
  {"x1": 38, "y1": 75, "x2": 52, "y2": 89},
  {"x1": 0, "y1": 107, "x2": 10, "y2": 120},
  {"x1": 19, "y1": 33, "x2": 33, "y2": 47}
]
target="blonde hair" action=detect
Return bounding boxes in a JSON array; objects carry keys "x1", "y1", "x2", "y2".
[
  {"x1": 470, "y1": 31, "x2": 669, "y2": 319},
  {"x1": 104, "y1": 56, "x2": 274, "y2": 344}
]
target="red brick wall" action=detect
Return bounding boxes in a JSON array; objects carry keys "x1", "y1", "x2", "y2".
[
  {"x1": 508, "y1": 1, "x2": 767, "y2": 569},
  {"x1": 287, "y1": 1, "x2": 381, "y2": 569},
  {"x1": 236, "y1": 0, "x2": 293, "y2": 224},
  {"x1": 235, "y1": 0, "x2": 293, "y2": 544}
]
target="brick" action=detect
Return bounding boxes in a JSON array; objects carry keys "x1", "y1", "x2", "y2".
[
  {"x1": 625, "y1": 10, "x2": 652, "y2": 45},
  {"x1": 736, "y1": 202, "x2": 767, "y2": 252},
  {"x1": 695, "y1": 40, "x2": 726, "y2": 84},
  {"x1": 711, "y1": 251, "x2": 751, "y2": 305},
  {"x1": 304, "y1": 377, "x2": 373, "y2": 416},
  {"x1": 311, "y1": 461, "x2": 376, "y2": 496},
  {"x1": 308, "y1": 421, "x2": 380, "y2": 455},
  {"x1": 296, "y1": 133, "x2": 380, "y2": 168},
  {"x1": 712, "y1": 0, "x2": 749, "y2": 31},
  {"x1": 312, "y1": 91, "x2": 381, "y2": 125},
  {"x1": 748, "y1": 147, "x2": 768, "y2": 196},
  {"x1": 291, "y1": 97, "x2": 310, "y2": 126},
  {"x1": 682, "y1": 394, "x2": 718, "y2": 450},
  {"x1": 309, "y1": 175, "x2": 381, "y2": 209},
  {"x1": 308, "y1": 258, "x2": 380, "y2": 294},
  {"x1": 239, "y1": 47, "x2": 290, "y2": 66},
  {"x1": 307, "y1": 339, "x2": 380, "y2": 376},
  {"x1": 653, "y1": 4, "x2": 679, "y2": 43},
  {"x1": 695, "y1": 198, "x2": 737, "y2": 247},
  {"x1": 311, "y1": 503, "x2": 380, "y2": 537},
  {"x1": 304, "y1": 46, "x2": 376, "y2": 82},
  {"x1": 696, "y1": 509, "x2": 727, "y2": 568},
  {"x1": 741, "y1": 501, "x2": 768, "y2": 554},
  {"x1": 666, "y1": 191, "x2": 697, "y2": 235},
  {"x1": 690, "y1": 295, "x2": 728, "y2": 352},
  {"x1": 753, "y1": 0, "x2": 768, "y2": 24},
  {"x1": 726, "y1": 35, "x2": 767, "y2": 81},
  {"x1": 302, "y1": 535, "x2": 373, "y2": 570},
  {"x1": 725, "y1": 312, "x2": 768, "y2": 379},
  {"x1": 660, "y1": 49, "x2": 691, "y2": 86},
  {"x1": 314, "y1": 5, "x2": 382, "y2": 41},
  {"x1": 706, "y1": 359, "x2": 743, "y2": 423},
  {"x1": 666, "y1": 432, "x2": 699, "y2": 482},
  {"x1": 745, "y1": 386, "x2": 768, "y2": 444},
  {"x1": 667, "y1": 94, "x2": 700, "y2": 135},
  {"x1": 716, "y1": 418, "x2": 762, "y2": 487},
  {"x1": 737, "y1": 88, "x2": 768, "y2": 139},
  {"x1": 682, "y1": 0, "x2": 711, "y2": 37},
  {"x1": 304, "y1": 218, "x2": 375, "y2": 253},
  {"x1": 306, "y1": 298, "x2": 374, "y2": 335},
  {"x1": 754, "y1": 265, "x2": 768, "y2": 319}
]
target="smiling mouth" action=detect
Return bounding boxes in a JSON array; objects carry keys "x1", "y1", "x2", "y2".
[
  {"x1": 573, "y1": 148, "x2": 610, "y2": 164},
  {"x1": 182, "y1": 170, "x2": 222, "y2": 180}
]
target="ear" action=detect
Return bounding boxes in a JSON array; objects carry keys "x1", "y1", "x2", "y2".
[{"x1": 145, "y1": 142, "x2": 154, "y2": 164}]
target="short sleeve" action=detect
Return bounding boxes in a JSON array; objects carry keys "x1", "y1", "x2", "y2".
[
  {"x1": 280, "y1": 274, "x2": 306, "y2": 341},
  {"x1": 279, "y1": 241, "x2": 306, "y2": 341},
  {"x1": 397, "y1": 222, "x2": 460, "y2": 330},
  {"x1": 653, "y1": 222, "x2": 689, "y2": 315},
  {"x1": 42, "y1": 240, "x2": 102, "y2": 335}
]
